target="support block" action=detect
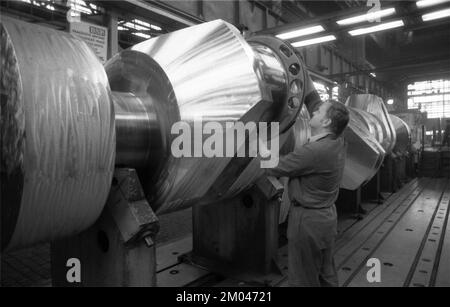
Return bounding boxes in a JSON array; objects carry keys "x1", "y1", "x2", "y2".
[{"x1": 51, "y1": 168, "x2": 158, "y2": 287}]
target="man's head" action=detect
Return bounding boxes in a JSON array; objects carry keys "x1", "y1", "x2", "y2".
[{"x1": 309, "y1": 100, "x2": 349, "y2": 136}]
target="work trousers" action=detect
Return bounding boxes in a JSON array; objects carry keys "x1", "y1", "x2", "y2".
[{"x1": 287, "y1": 204, "x2": 338, "y2": 287}]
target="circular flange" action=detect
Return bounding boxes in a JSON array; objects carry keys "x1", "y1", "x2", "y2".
[{"x1": 247, "y1": 35, "x2": 308, "y2": 133}]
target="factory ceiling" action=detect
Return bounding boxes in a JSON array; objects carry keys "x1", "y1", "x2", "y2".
[
  {"x1": 1, "y1": 0, "x2": 449, "y2": 86},
  {"x1": 268, "y1": 0, "x2": 450, "y2": 85}
]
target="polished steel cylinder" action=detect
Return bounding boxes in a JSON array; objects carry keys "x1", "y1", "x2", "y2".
[
  {"x1": 110, "y1": 20, "x2": 306, "y2": 214},
  {"x1": 112, "y1": 91, "x2": 157, "y2": 169},
  {"x1": 0, "y1": 17, "x2": 115, "y2": 251},
  {"x1": 1, "y1": 18, "x2": 308, "y2": 251},
  {"x1": 340, "y1": 94, "x2": 403, "y2": 189},
  {"x1": 342, "y1": 107, "x2": 386, "y2": 190},
  {"x1": 390, "y1": 114, "x2": 411, "y2": 155},
  {"x1": 249, "y1": 44, "x2": 288, "y2": 106},
  {"x1": 349, "y1": 108, "x2": 385, "y2": 145},
  {"x1": 291, "y1": 105, "x2": 311, "y2": 149},
  {"x1": 346, "y1": 94, "x2": 397, "y2": 154}
]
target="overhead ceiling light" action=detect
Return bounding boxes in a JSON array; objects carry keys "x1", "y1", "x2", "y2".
[
  {"x1": 422, "y1": 8, "x2": 450, "y2": 21},
  {"x1": 132, "y1": 32, "x2": 151, "y2": 39},
  {"x1": 124, "y1": 22, "x2": 148, "y2": 31},
  {"x1": 370, "y1": 73, "x2": 376, "y2": 77},
  {"x1": 291, "y1": 35, "x2": 336, "y2": 47},
  {"x1": 387, "y1": 99, "x2": 394, "y2": 105},
  {"x1": 276, "y1": 25, "x2": 325, "y2": 40},
  {"x1": 133, "y1": 19, "x2": 150, "y2": 28},
  {"x1": 417, "y1": 0, "x2": 450, "y2": 8},
  {"x1": 348, "y1": 20, "x2": 404, "y2": 36},
  {"x1": 150, "y1": 24, "x2": 162, "y2": 31},
  {"x1": 337, "y1": 8, "x2": 396, "y2": 25}
]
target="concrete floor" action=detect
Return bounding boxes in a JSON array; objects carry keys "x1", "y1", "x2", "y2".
[
  {"x1": 4, "y1": 177, "x2": 448, "y2": 287},
  {"x1": 1, "y1": 207, "x2": 193, "y2": 286},
  {"x1": 0, "y1": 202, "x2": 375, "y2": 287}
]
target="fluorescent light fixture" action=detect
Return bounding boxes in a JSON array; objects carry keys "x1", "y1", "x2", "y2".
[
  {"x1": 291, "y1": 35, "x2": 336, "y2": 47},
  {"x1": 417, "y1": 0, "x2": 450, "y2": 8},
  {"x1": 150, "y1": 24, "x2": 162, "y2": 31},
  {"x1": 348, "y1": 20, "x2": 404, "y2": 36},
  {"x1": 132, "y1": 32, "x2": 151, "y2": 39},
  {"x1": 118, "y1": 26, "x2": 127, "y2": 31},
  {"x1": 337, "y1": 8, "x2": 396, "y2": 25},
  {"x1": 124, "y1": 22, "x2": 148, "y2": 31},
  {"x1": 387, "y1": 99, "x2": 394, "y2": 105},
  {"x1": 370, "y1": 73, "x2": 376, "y2": 77},
  {"x1": 133, "y1": 19, "x2": 150, "y2": 28},
  {"x1": 422, "y1": 8, "x2": 450, "y2": 21},
  {"x1": 276, "y1": 25, "x2": 325, "y2": 40}
]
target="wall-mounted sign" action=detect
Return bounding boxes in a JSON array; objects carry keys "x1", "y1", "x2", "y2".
[{"x1": 70, "y1": 21, "x2": 108, "y2": 64}]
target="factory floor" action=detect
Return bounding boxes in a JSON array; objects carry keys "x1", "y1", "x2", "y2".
[{"x1": 1, "y1": 177, "x2": 449, "y2": 287}]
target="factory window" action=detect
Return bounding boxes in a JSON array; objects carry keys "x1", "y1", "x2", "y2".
[
  {"x1": 312, "y1": 82, "x2": 339, "y2": 102},
  {"x1": 68, "y1": 0, "x2": 103, "y2": 15},
  {"x1": 19, "y1": 0, "x2": 103, "y2": 15},
  {"x1": 313, "y1": 82, "x2": 330, "y2": 101},
  {"x1": 407, "y1": 79, "x2": 450, "y2": 118},
  {"x1": 332, "y1": 86, "x2": 339, "y2": 101}
]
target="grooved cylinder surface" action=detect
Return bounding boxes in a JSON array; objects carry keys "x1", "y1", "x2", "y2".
[{"x1": 0, "y1": 17, "x2": 115, "y2": 251}]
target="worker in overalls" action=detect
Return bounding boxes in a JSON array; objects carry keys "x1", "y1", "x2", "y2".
[{"x1": 264, "y1": 98, "x2": 349, "y2": 287}]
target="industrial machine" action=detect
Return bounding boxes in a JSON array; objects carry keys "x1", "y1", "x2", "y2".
[
  {"x1": 0, "y1": 17, "x2": 409, "y2": 286},
  {"x1": 338, "y1": 95, "x2": 414, "y2": 211},
  {"x1": 389, "y1": 114, "x2": 414, "y2": 189}
]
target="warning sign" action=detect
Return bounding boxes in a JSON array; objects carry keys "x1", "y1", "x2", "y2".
[{"x1": 70, "y1": 21, "x2": 108, "y2": 64}]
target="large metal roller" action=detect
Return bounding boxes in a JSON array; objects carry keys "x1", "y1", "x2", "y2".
[
  {"x1": 390, "y1": 114, "x2": 411, "y2": 155},
  {"x1": 341, "y1": 108, "x2": 385, "y2": 190},
  {"x1": 106, "y1": 21, "x2": 307, "y2": 214},
  {"x1": 338, "y1": 94, "x2": 398, "y2": 190},
  {"x1": 0, "y1": 17, "x2": 115, "y2": 251},
  {"x1": 1, "y1": 18, "x2": 307, "y2": 249},
  {"x1": 1, "y1": 16, "x2": 398, "y2": 251},
  {"x1": 346, "y1": 94, "x2": 397, "y2": 154}
]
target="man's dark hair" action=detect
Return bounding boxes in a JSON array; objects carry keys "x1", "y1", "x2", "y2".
[{"x1": 326, "y1": 100, "x2": 349, "y2": 136}]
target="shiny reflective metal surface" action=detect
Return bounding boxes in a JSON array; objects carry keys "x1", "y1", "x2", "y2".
[
  {"x1": 1, "y1": 18, "x2": 308, "y2": 250},
  {"x1": 131, "y1": 20, "x2": 270, "y2": 124},
  {"x1": 292, "y1": 105, "x2": 311, "y2": 149},
  {"x1": 390, "y1": 114, "x2": 411, "y2": 155},
  {"x1": 349, "y1": 108, "x2": 384, "y2": 145},
  {"x1": 118, "y1": 20, "x2": 301, "y2": 214},
  {"x1": 112, "y1": 91, "x2": 155, "y2": 169},
  {"x1": 0, "y1": 16, "x2": 403, "y2": 252},
  {"x1": 112, "y1": 20, "x2": 272, "y2": 214},
  {"x1": 0, "y1": 17, "x2": 115, "y2": 251},
  {"x1": 106, "y1": 50, "x2": 177, "y2": 192},
  {"x1": 342, "y1": 110, "x2": 386, "y2": 190},
  {"x1": 247, "y1": 35, "x2": 308, "y2": 133},
  {"x1": 346, "y1": 94, "x2": 396, "y2": 154},
  {"x1": 249, "y1": 44, "x2": 287, "y2": 107}
]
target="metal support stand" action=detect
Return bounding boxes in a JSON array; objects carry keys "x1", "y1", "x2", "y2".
[
  {"x1": 51, "y1": 168, "x2": 159, "y2": 286},
  {"x1": 336, "y1": 187, "x2": 363, "y2": 217},
  {"x1": 362, "y1": 172, "x2": 383, "y2": 205},
  {"x1": 186, "y1": 176, "x2": 284, "y2": 286},
  {"x1": 381, "y1": 155, "x2": 396, "y2": 193}
]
